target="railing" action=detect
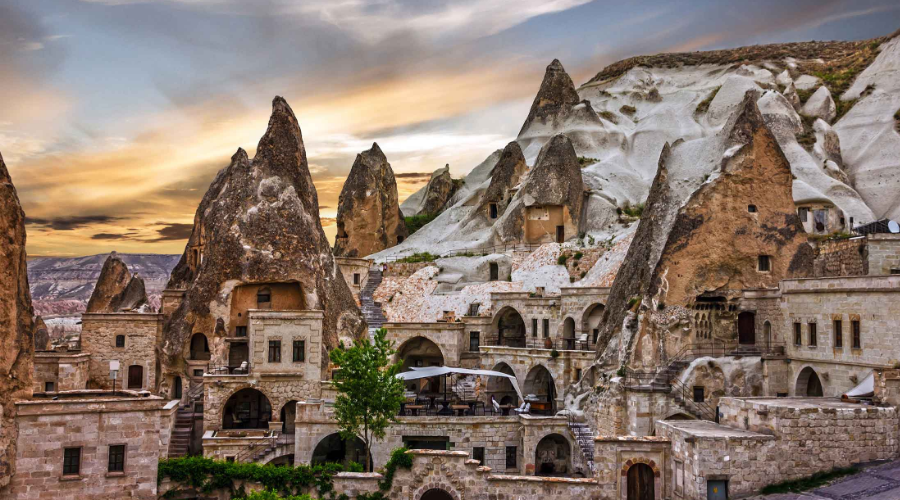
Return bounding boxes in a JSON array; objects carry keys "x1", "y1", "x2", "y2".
[
  {"x1": 206, "y1": 363, "x2": 250, "y2": 375},
  {"x1": 566, "y1": 412, "x2": 596, "y2": 474},
  {"x1": 187, "y1": 381, "x2": 204, "y2": 409},
  {"x1": 234, "y1": 431, "x2": 277, "y2": 463},
  {"x1": 379, "y1": 243, "x2": 547, "y2": 263},
  {"x1": 666, "y1": 340, "x2": 729, "y2": 365},
  {"x1": 670, "y1": 377, "x2": 717, "y2": 421},
  {"x1": 481, "y1": 336, "x2": 596, "y2": 352}
]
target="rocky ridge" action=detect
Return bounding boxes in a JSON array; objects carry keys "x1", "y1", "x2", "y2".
[
  {"x1": 333, "y1": 143, "x2": 407, "y2": 257},
  {"x1": 85, "y1": 252, "x2": 150, "y2": 313}
]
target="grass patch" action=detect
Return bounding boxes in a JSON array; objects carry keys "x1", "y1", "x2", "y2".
[
  {"x1": 598, "y1": 110, "x2": 618, "y2": 123},
  {"x1": 834, "y1": 98, "x2": 857, "y2": 121},
  {"x1": 578, "y1": 156, "x2": 600, "y2": 168},
  {"x1": 796, "y1": 88, "x2": 815, "y2": 105},
  {"x1": 619, "y1": 105, "x2": 636, "y2": 116},
  {"x1": 759, "y1": 467, "x2": 857, "y2": 495},
  {"x1": 618, "y1": 202, "x2": 644, "y2": 218},
  {"x1": 404, "y1": 213, "x2": 438, "y2": 235},
  {"x1": 694, "y1": 86, "x2": 721, "y2": 116},
  {"x1": 397, "y1": 252, "x2": 438, "y2": 263}
]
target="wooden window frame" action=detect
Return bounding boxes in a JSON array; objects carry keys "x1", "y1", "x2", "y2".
[
  {"x1": 107, "y1": 444, "x2": 126, "y2": 474},
  {"x1": 62, "y1": 447, "x2": 82, "y2": 477},
  {"x1": 268, "y1": 340, "x2": 282, "y2": 363},
  {"x1": 292, "y1": 340, "x2": 305, "y2": 363}
]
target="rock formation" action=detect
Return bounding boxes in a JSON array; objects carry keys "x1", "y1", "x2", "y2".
[
  {"x1": 33, "y1": 316, "x2": 49, "y2": 351},
  {"x1": 481, "y1": 142, "x2": 528, "y2": 217},
  {"x1": 164, "y1": 97, "x2": 365, "y2": 381},
  {"x1": 494, "y1": 134, "x2": 584, "y2": 243},
  {"x1": 85, "y1": 252, "x2": 150, "y2": 313},
  {"x1": 403, "y1": 165, "x2": 458, "y2": 218},
  {"x1": 595, "y1": 94, "x2": 814, "y2": 368},
  {"x1": 800, "y1": 86, "x2": 837, "y2": 123},
  {"x1": 0, "y1": 150, "x2": 34, "y2": 487},
  {"x1": 333, "y1": 143, "x2": 407, "y2": 257}
]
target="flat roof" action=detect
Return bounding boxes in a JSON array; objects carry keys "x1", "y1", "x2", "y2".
[
  {"x1": 727, "y1": 396, "x2": 874, "y2": 410},
  {"x1": 659, "y1": 420, "x2": 774, "y2": 440}
]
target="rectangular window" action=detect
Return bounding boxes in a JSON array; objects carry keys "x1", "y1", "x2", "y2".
[
  {"x1": 292, "y1": 340, "x2": 305, "y2": 362},
  {"x1": 45, "y1": 381, "x2": 55, "y2": 392},
  {"x1": 108, "y1": 444, "x2": 126, "y2": 473},
  {"x1": 226, "y1": 456, "x2": 235, "y2": 463},
  {"x1": 473, "y1": 447, "x2": 485, "y2": 465},
  {"x1": 489, "y1": 263, "x2": 499, "y2": 281},
  {"x1": 469, "y1": 332, "x2": 480, "y2": 352},
  {"x1": 353, "y1": 273, "x2": 360, "y2": 285},
  {"x1": 63, "y1": 447, "x2": 81, "y2": 476},
  {"x1": 794, "y1": 322, "x2": 802, "y2": 346},
  {"x1": 532, "y1": 319, "x2": 538, "y2": 338},
  {"x1": 798, "y1": 207, "x2": 809, "y2": 222},
  {"x1": 193, "y1": 369, "x2": 204, "y2": 377},
  {"x1": 758, "y1": 255, "x2": 771, "y2": 272},
  {"x1": 693, "y1": 386, "x2": 705, "y2": 403},
  {"x1": 808, "y1": 322, "x2": 817, "y2": 346},
  {"x1": 542, "y1": 319, "x2": 549, "y2": 338},
  {"x1": 834, "y1": 320, "x2": 843, "y2": 348},
  {"x1": 235, "y1": 326, "x2": 247, "y2": 337},
  {"x1": 468, "y1": 303, "x2": 480, "y2": 316},
  {"x1": 505, "y1": 446, "x2": 517, "y2": 469},
  {"x1": 115, "y1": 335, "x2": 125, "y2": 348},
  {"x1": 575, "y1": 368, "x2": 582, "y2": 381},
  {"x1": 852, "y1": 320, "x2": 861, "y2": 349},
  {"x1": 268, "y1": 340, "x2": 281, "y2": 363}
]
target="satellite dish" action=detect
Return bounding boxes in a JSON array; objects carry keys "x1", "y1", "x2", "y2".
[{"x1": 889, "y1": 220, "x2": 900, "y2": 234}]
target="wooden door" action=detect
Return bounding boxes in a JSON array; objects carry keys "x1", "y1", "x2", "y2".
[
  {"x1": 556, "y1": 226, "x2": 565, "y2": 243},
  {"x1": 127, "y1": 365, "x2": 143, "y2": 389},
  {"x1": 627, "y1": 463, "x2": 655, "y2": 500},
  {"x1": 738, "y1": 312, "x2": 756, "y2": 345},
  {"x1": 174, "y1": 376, "x2": 182, "y2": 399}
]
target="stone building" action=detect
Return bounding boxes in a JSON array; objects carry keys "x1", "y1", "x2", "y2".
[
  {"x1": 6, "y1": 390, "x2": 177, "y2": 500},
  {"x1": 32, "y1": 350, "x2": 90, "y2": 393}
]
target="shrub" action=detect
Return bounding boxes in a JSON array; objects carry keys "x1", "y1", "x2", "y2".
[
  {"x1": 619, "y1": 104, "x2": 636, "y2": 115},
  {"x1": 235, "y1": 490, "x2": 312, "y2": 500},
  {"x1": 550, "y1": 349, "x2": 560, "y2": 358},
  {"x1": 598, "y1": 110, "x2": 618, "y2": 123},
  {"x1": 577, "y1": 156, "x2": 600, "y2": 168},
  {"x1": 616, "y1": 366, "x2": 626, "y2": 377},
  {"x1": 574, "y1": 252, "x2": 583, "y2": 260},
  {"x1": 895, "y1": 109, "x2": 900, "y2": 133},
  {"x1": 404, "y1": 213, "x2": 438, "y2": 235},
  {"x1": 694, "y1": 86, "x2": 721, "y2": 116},
  {"x1": 557, "y1": 255, "x2": 568, "y2": 266},
  {"x1": 622, "y1": 203, "x2": 644, "y2": 218},
  {"x1": 627, "y1": 297, "x2": 639, "y2": 310},
  {"x1": 397, "y1": 252, "x2": 437, "y2": 263}
]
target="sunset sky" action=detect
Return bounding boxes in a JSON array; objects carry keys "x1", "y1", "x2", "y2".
[{"x1": 3, "y1": 0, "x2": 899, "y2": 257}]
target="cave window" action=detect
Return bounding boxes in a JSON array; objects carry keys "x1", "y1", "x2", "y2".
[
  {"x1": 489, "y1": 203, "x2": 498, "y2": 219},
  {"x1": 115, "y1": 335, "x2": 125, "y2": 348},
  {"x1": 748, "y1": 204, "x2": 757, "y2": 213},
  {"x1": 397, "y1": 235, "x2": 404, "y2": 244},
  {"x1": 757, "y1": 255, "x2": 771, "y2": 272},
  {"x1": 693, "y1": 386, "x2": 705, "y2": 403},
  {"x1": 489, "y1": 263, "x2": 499, "y2": 281},
  {"x1": 353, "y1": 273, "x2": 360, "y2": 285},
  {"x1": 257, "y1": 287, "x2": 271, "y2": 308}
]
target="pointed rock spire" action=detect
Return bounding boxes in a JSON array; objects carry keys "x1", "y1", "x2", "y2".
[
  {"x1": 334, "y1": 143, "x2": 407, "y2": 257},
  {"x1": 518, "y1": 59, "x2": 583, "y2": 136}
]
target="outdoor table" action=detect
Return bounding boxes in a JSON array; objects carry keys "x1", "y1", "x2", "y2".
[
  {"x1": 436, "y1": 400, "x2": 453, "y2": 416},
  {"x1": 406, "y1": 405, "x2": 425, "y2": 416},
  {"x1": 450, "y1": 405, "x2": 469, "y2": 416},
  {"x1": 498, "y1": 404, "x2": 514, "y2": 416}
]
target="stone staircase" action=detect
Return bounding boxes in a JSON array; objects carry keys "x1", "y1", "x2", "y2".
[
  {"x1": 167, "y1": 405, "x2": 194, "y2": 458},
  {"x1": 567, "y1": 419, "x2": 595, "y2": 475},
  {"x1": 360, "y1": 267, "x2": 386, "y2": 339}
]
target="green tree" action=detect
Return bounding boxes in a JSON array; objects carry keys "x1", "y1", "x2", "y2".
[{"x1": 328, "y1": 328, "x2": 405, "y2": 472}]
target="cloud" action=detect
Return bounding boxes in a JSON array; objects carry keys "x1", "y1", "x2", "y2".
[
  {"x1": 91, "y1": 232, "x2": 133, "y2": 240},
  {"x1": 26, "y1": 215, "x2": 121, "y2": 231},
  {"x1": 319, "y1": 217, "x2": 336, "y2": 228},
  {"x1": 150, "y1": 223, "x2": 193, "y2": 242},
  {"x1": 394, "y1": 172, "x2": 433, "y2": 179}
]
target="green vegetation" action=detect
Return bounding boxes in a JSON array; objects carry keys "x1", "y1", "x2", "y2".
[
  {"x1": 578, "y1": 156, "x2": 600, "y2": 168},
  {"x1": 627, "y1": 297, "x2": 639, "y2": 309},
  {"x1": 550, "y1": 349, "x2": 560, "y2": 358},
  {"x1": 404, "y1": 213, "x2": 438, "y2": 236},
  {"x1": 796, "y1": 116, "x2": 817, "y2": 149},
  {"x1": 693, "y1": 86, "x2": 721, "y2": 116},
  {"x1": 598, "y1": 110, "x2": 618, "y2": 123},
  {"x1": 396, "y1": 252, "x2": 437, "y2": 263},
  {"x1": 557, "y1": 255, "x2": 568, "y2": 266},
  {"x1": 159, "y1": 447, "x2": 413, "y2": 500},
  {"x1": 616, "y1": 366, "x2": 626, "y2": 377},
  {"x1": 807, "y1": 231, "x2": 852, "y2": 242},
  {"x1": 621, "y1": 202, "x2": 644, "y2": 218},
  {"x1": 329, "y1": 329, "x2": 405, "y2": 473},
  {"x1": 619, "y1": 104, "x2": 637, "y2": 116},
  {"x1": 796, "y1": 88, "x2": 815, "y2": 105},
  {"x1": 574, "y1": 252, "x2": 583, "y2": 260},
  {"x1": 759, "y1": 467, "x2": 857, "y2": 495}
]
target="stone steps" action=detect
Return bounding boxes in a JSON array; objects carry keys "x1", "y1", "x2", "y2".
[
  {"x1": 359, "y1": 268, "x2": 386, "y2": 336},
  {"x1": 167, "y1": 407, "x2": 195, "y2": 458}
]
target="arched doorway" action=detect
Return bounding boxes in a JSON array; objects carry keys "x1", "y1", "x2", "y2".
[
  {"x1": 796, "y1": 367, "x2": 824, "y2": 397},
  {"x1": 582, "y1": 303, "x2": 604, "y2": 345},
  {"x1": 535, "y1": 434, "x2": 571, "y2": 476},
  {"x1": 190, "y1": 333, "x2": 211, "y2": 360},
  {"x1": 487, "y1": 362, "x2": 518, "y2": 407},
  {"x1": 627, "y1": 463, "x2": 655, "y2": 500},
  {"x1": 311, "y1": 433, "x2": 370, "y2": 470},
  {"x1": 222, "y1": 388, "x2": 272, "y2": 429},
  {"x1": 173, "y1": 376, "x2": 182, "y2": 400},
  {"x1": 738, "y1": 312, "x2": 756, "y2": 345},
  {"x1": 396, "y1": 337, "x2": 445, "y2": 394},
  {"x1": 280, "y1": 400, "x2": 298, "y2": 434},
  {"x1": 562, "y1": 317, "x2": 576, "y2": 349},
  {"x1": 494, "y1": 307, "x2": 526, "y2": 347},
  {"x1": 421, "y1": 489, "x2": 454, "y2": 500},
  {"x1": 524, "y1": 365, "x2": 556, "y2": 414}
]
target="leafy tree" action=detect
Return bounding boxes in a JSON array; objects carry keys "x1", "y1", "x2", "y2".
[{"x1": 328, "y1": 328, "x2": 405, "y2": 472}]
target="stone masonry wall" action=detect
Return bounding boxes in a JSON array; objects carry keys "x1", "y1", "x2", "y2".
[
  {"x1": 204, "y1": 375, "x2": 321, "y2": 433},
  {"x1": 384, "y1": 322, "x2": 466, "y2": 368},
  {"x1": 80, "y1": 313, "x2": 162, "y2": 390},
  {"x1": 8, "y1": 392, "x2": 177, "y2": 500},
  {"x1": 249, "y1": 310, "x2": 324, "y2": 380},
  {"x1": 33, "y1": 352, "x2": 90, "y2": 393},
  {"x1": 385, "y1": 262, "x2": 431, "y2": 278},
  {"x1": 813, "y1": 238, "x2": 867, "y2": 277},
  {"x1": 867, "y1": 234, "x2": 900, "y2": 275},
  {"x1": 480, "y1": 346, "x2": 595, "y2": 410}
]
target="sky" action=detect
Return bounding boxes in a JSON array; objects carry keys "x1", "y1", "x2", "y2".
[{"x1": 2, "y1": 0, "x2": 899, "y2": 257}]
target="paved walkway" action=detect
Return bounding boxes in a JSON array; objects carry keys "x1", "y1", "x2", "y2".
[{"x1": 749, "y1": 459, "x2": 900, "y2": 500}]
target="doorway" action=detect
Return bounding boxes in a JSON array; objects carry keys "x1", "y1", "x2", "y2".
[
  {"x1": 707, "y1": 479, "x2": 728, "y2": 500},
  {"x1": 556, "y1": 226, "x2": 565, "y2": 244},
  {"x1": 738, "y1": 312, "x2": 756, "y2": 345},
  {"x1": 627, "y1": 463, "x2": 655, "y2": 500},
  {"x1": 174, "y1": 376, "x2": 182, "y2": 399},
  {"x1": 127, "y1": 365, "x2": 143, "y2": 389}
]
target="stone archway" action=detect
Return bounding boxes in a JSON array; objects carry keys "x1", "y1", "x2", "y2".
[
  {"x1": 421, "y1": 489, "x2": 454, "y2": 500},
  {"x1": 280, "y1": 400, "x2": 298, "y2": 434},
  {"x1": 488, "y1": 362, "x2": 518, "y2": 407},
  {"x1": 796, "y1": 366, "x2": 824, "y2": 397},
  {"x1": 189, "y1": 333, "x2": 211, "y2": 360},
  {"x1": 311, "y1": 433, "x2": 370, "y2": 470},
  {"x1": 582, "y1": 303, "x2": 604, "y2": 345},
  {"x1": 413, "y1": 481, "x2": 461, "y2": 500},
  {"x1": 620, "y1": 458, "x2": 661, "y2": 500},
  {"x1": 562, "y1": 317, "x2": 576, "y2": 349},
  {"x1": 396, "y1": 337, "x2": 445, "y2": 394},
  {"x1": 535, "y1": 433, "x2": 571, "y2": 476},
  {"x1": 524, "y1": 365, "x2": 556, "y2": 414},
  {"x1": 493, "y1": 306, "x2": 526, "y2": 347},
  {"x1": 222, "y1": 387, "x2": 272, "y2": 429}
]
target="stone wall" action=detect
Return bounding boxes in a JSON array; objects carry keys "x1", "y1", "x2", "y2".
[
  {"x1": 480, "y1": 346, "x2": 594, "y2": 410},
  {"x1": 160, "y1": 289, "x2": 185, "y2": 317},
  {"x1": 812, "y1": 237, "x2": 867, "y2": 277},
  {"x1": 867, "y1": 234, "x2": 900, "y2": 275},
  {"x1": 594, "y1": 436, "x2": 670, "y2": 500},
  {"x1": 335, "y1": 257, "x2": 372, "y2": 304},
  {"x1": 780, "y1": 276, "x2": 900, "y2": 396},
  {"x1": 384, "y1": 322, "x2": 466, "y2": 368},
  {"x1": 32, "y1": 352, "x2": 90, "y2": 393},
  {"x1": 80, "y1": 313, "x2": 162, "y2": 390},
  {"x1": 203, "y1": 375, "x2": 321, "y2": 433},
  {"x1": 385, "y1": 262, "x2": 431, "y2": 277},
  {"x1": 7, "y1": 391, "x2": 177, "y2": 500},
  {"x1": 249, "y1": 310, "x2": 324, "y2": 379}
]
